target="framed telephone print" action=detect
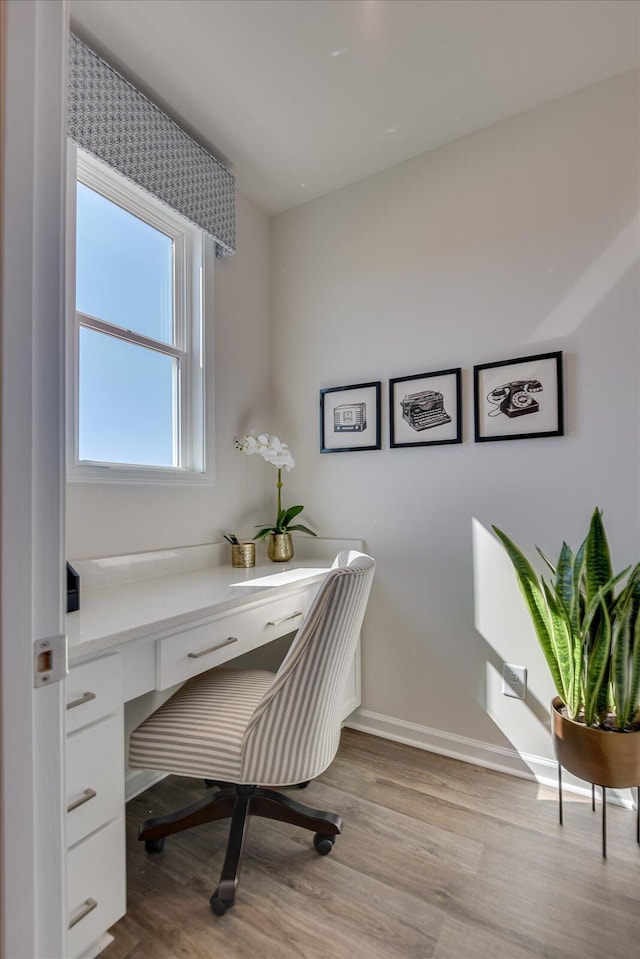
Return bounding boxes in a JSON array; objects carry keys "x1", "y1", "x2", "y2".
[
  {"x1": 389, "y1": 368, "x2": 462, "y2": 448},
  {"x1": 320, "y1": 381, "x2": 381, "y2": 453},
  {"x1": 474, "y1": 351, "x2": 564, "y2": 442}
]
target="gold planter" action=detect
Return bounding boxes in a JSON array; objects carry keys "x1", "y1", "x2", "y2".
[
  {"x1": 231, "y1": 542, "x2": 256, "y2": 568},
  {"x1": 551, "y1": 696, "x2": 640, "y2": 788},
  {"x1": 268, "y1": 533, "x2": 294, "y2": 563}
]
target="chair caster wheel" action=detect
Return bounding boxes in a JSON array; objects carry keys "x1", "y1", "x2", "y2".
[
  {"x1": 210, "y1": 891, "x2": 231, "y2": 916},
  {"x1": 296, "y1": 780, "x2": 310, "y2": 789},
  {"x1": 144, "y1": 838, "x2": 165, "y2": 854},
  {"x1": 313, "y1": 833, "x2": 335, "y2": 856}
]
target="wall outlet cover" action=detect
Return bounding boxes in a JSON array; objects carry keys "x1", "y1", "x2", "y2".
[{"x1": 502, "y1": 663, "x2": 527, "y2": 700}]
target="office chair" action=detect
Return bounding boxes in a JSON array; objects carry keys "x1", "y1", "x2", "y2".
[{"x1": 129, "y1": 550, "x2": 375, "y2": 916}]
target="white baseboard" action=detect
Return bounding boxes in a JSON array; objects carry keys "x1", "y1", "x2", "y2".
[
  {"x1": 124, "y1": 710, "x2": 637, "y2": 811},
  {"x1": 345, "y1": 708, "x2": 637, "y2": 810},
  {"x1": 125, "y1": 768, "x2": 167, "y2": 802},
  {"x1": 76, "y1": 932, "x2": 114, "y2": 959}
]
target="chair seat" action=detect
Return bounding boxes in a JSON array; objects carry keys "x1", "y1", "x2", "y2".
[{"x1": 129, "y1": 668, "x2": 275, "y2": 782}]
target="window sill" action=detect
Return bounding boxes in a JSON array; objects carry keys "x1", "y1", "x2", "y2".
[{"x1": 67, "y1": 463, "x2": 214, "y2": 487}]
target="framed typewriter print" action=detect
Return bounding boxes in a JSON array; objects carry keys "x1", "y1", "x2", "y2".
[
  {"x1": 474, "y1": 350, "x2": 564, "y2": 443},
  {"x1": 389, "y1": 368, "x2": 462, "y2": 448},
  {"x1": 320, "y1": 381, "x2": 381, "y2": 453}
]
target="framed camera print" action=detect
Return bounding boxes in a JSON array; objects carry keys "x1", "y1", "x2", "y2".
[
  {"x1": 474, "y1": 351, "x2": 564, "y2": 442},
  {"x1": 389, "y1": 368, "x2": 462, "y2": 448},
  {"x1": 320, "y1": 381, "x2": 381, "y2": 453}
]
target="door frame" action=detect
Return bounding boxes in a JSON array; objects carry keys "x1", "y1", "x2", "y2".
[{"x1": 1, "y1": 2, "x2": 68, "y2": 956}]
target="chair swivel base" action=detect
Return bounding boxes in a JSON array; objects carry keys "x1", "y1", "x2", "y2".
[{"x1": 137, "y1": 783, "x2": 342, "y2": 916}]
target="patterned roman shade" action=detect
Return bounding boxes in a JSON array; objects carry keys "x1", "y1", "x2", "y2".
[{"x1": 68, "y1": 34, "x2": 235, "y2": 257}]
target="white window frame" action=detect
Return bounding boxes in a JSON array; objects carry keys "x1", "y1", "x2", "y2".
[{"x1": 66, "y1": 145, "x2": 213, "y2": 485}]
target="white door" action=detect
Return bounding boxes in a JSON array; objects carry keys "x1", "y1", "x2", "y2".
[{"x1": 1, "y1": 1, "x2": 68, "y2": 956}]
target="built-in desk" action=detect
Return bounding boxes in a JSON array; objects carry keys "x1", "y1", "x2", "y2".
[{"x1": 64, "y1": 538, "x2": 362, "y2": 959}]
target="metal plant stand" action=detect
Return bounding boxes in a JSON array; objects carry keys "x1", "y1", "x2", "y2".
[{"x1": 558, "y1": 764, "x2": 640, "y2": 858}]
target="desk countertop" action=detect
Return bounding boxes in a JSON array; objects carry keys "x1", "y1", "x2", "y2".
[
  {"x1": 66, "y1": 559, "x2": 331, "y2": 662},
  {"x1": 65, "y1": 538, "x2": 364, "y2": 663}
]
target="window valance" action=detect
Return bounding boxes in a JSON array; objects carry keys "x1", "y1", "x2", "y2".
[{"x1": 68, "y1": 34, "x2": 235, "y2": 257}]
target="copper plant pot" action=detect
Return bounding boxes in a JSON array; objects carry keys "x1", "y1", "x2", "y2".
[{"x1": 551, "y1": 696, "x2": 640, "y2": 788}]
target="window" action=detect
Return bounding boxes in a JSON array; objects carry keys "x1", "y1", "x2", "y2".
[{"x1": 67, "y1": 148, "x2": 211, "y2": 483}]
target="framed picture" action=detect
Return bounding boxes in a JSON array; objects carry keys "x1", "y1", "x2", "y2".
[
  {"x1": 474, "y1": 351, "x2": 564, "y2": 442},
  {"x1": 389, "y1": 368, "x2": 462, "y2": 448},
  {"x1": 320, "y1": 381, "x2": 381, "y2": 453}
]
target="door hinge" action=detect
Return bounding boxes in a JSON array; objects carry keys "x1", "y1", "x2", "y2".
[{"x1": 33, "y1": 634, "x2": 68, "y2": 688}]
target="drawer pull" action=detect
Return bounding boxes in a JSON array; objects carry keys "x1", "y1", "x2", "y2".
[
  {"x1": 188, "y1": 636, "x2": 238, "y2": 659},
  {"x1": 67, "y1": 788, "x2": 97, "y2": 813},
  {"x1": 66, "y1": 691, "x2": 96, "y2": 711},
  {"x1": 267, "y1": 610, "x2": 303, "y2": 627},
  {"x1": 68, "y1": 898, "x2": 98, "y2": 930}
]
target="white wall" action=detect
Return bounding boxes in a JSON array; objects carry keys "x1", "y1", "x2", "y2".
[
  {"x1": 66, "y1": 190, "x2": 275, "y2": 558},
  {"x1": 271, "y1": 72, "x2": 640, "y2": 773}
]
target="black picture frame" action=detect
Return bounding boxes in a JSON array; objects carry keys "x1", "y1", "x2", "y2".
[
  {"x1": 474, "y1": 351, "x2": 564, "y2": 442},
  {"x1": 320, "y1": 381, "x2": 381, "y2": 453},
  {"x1": 389, "y1": 368, "x2": 462, "y2": 448}
]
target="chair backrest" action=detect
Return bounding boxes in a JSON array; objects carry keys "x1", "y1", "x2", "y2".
[{"x1": 240, "y1": 550, "x2": 375, "y2": 785}]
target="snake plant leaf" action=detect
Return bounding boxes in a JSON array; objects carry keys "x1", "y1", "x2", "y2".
[
  {"x1": 542, "y1": 579, "x2": 574, "y2": 710},
  {"x1": 535, "y1": 546, "x2": 556, "y2": 576},
  {"x1": 492, "y1": 527, "x2": 564, "y2": 701},
  {"x1": 612, "y1": 563, "x2": 640, "y2": 619},
  {"x1": 581, "y1": 569, "x2": 628, "y2": 637},
  {"x1": 554, "y1": 543, "x2": 575, "y2": 620},
  {"x1": 611, "y1": 593, "x2": 632, "y2": 728},
  {"x1": 626, "y1": 605, "x2": 640, "y2": 727},
  {"x1": 584, "y1": 592, "x2": 611, "y2": 726},
  {"x1": 572, "y1": 539, "x2": 587, "y2": 630},
  {"x1": 584, "y1": 508, "x2": 613, "y2": 609},
  {"x1": 286, "y1": 524, "x2": 317, "y2": 536},
  {"x1": 496, "y1": 510, "x2": 640, "y2": 729}
]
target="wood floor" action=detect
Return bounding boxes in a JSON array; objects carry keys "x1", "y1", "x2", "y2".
[{"x1": 102, "y1": 729, "x2": 640, "y2": 959}]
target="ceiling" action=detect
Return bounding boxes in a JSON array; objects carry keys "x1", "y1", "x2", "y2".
[{"x1": 69, "y1": 0, "x2": 639, "y2": 216}]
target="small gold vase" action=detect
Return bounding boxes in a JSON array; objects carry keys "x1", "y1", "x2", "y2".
[
  {"x1": 231, "y1": 542, "x2": 256, "y2": 568},
  {"x1": 268, "y1": 533, "x2": 294, "y2": 563}
]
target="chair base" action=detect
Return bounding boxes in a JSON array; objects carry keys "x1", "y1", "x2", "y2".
[{"x1": 137, "y1": 783, "x2": 342, "y2": 915}]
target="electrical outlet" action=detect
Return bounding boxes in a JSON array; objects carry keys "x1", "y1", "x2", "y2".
[{"x1": 502, "y1": 663, "x2": 527, "y2": 700}]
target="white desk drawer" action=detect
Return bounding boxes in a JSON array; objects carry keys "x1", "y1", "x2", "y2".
[
  {"x1": 66, "y1": 713, "x2": 124, "y2": 848},
  {"x1": 67, "y1": 818, "x2": 126, "y2": 959},
  {"x1": 66, "y1": 654, "x2": 121, "y2": 733},
  {"x1": 156, "y1": 588, "x2": 314, "y2": 691}
]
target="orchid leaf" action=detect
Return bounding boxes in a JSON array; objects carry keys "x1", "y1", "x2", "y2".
[
  {"x1": 253, "y1": 527, "x2": 274, "y2": 540},
  {"x1": 281, "y1": 505, "x2": 304, "y2": 525}
]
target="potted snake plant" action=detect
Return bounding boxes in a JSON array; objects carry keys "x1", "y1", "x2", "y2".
[{"x1": 493, "y1": 508, "x2": 640, "y2": 789}]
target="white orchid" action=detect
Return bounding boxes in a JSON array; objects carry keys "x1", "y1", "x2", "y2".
[
  {"x1": 236, "y1": 433, "x2": 295, "y2": 471},
  {"x1": 235, "y1": 432, "x2": 315, "y2": 541}
]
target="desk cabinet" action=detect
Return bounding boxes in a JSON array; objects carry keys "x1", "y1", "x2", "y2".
[
  {"x1": 65, "y1": 556, "x2": 362, "y2": 957},
  {"x1": 155, "y1": 585, "x2": 315, "y2": 690},
  {"x1": 65, "y1": 654, "x2": 126, "y2": 959}
]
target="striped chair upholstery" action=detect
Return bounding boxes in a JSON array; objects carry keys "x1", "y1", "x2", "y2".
[
  {"x1": 130, "y1": 550, "x2": 375, "y2": 917},
  {"x1": 130, "y1": 550, "x2": 375, "y2": 785},
  {"x1": 129, "y1": 668, "x2": 275, "y2": 782},
  {"x1": 241, "y1": 549, "x2": 375, "y2": 785}
]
